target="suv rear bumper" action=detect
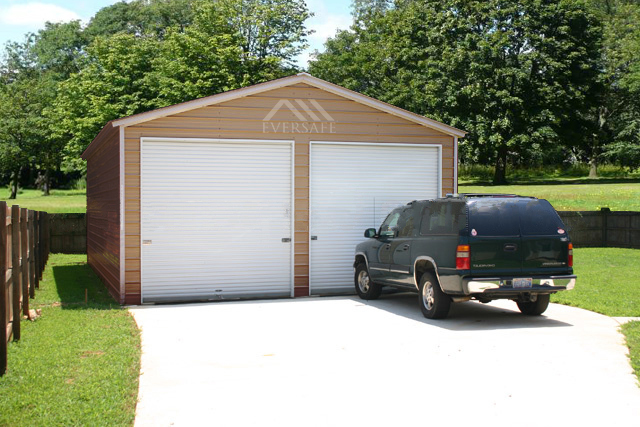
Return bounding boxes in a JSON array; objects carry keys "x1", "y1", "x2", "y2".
[{"x1": 463, "y1": 275, "x2": 576, "y2": 295}]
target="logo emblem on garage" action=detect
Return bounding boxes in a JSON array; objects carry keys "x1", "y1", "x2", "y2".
[{"x1": 263, "y1": 99, "x2": 336, "y2": 134}]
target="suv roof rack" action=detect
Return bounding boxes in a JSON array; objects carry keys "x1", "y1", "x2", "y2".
[{"x1": 458, "y1": 193, "x2": 532, "y2": 199}]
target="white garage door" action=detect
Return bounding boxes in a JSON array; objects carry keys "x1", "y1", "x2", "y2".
[
  {"x1": 141, "y1": 138, "x2": 293, "y2": 303},
  {"x1": 309, "y1": 142, "x2": 441, "y2": 294}
]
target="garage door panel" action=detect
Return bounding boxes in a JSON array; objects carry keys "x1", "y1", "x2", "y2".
[
  {"x1": 310, "y1": 143, "x2": 440, "y2": 294},
  {"x1": 141, "y1": 139, "x2": 292, "y2": 303}
]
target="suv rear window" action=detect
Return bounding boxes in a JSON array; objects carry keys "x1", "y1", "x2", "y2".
[
  {"x1": 468, "y1": 199, "x2": 520, "y2": 236},
  {"x1": 519, "y1": 199, "x2": 565, "y2": 235}
]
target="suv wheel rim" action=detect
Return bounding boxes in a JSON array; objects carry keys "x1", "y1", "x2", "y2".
[
  {"x1": 422, "y1": 281, "x2": 435, "y2": 310},
  {"x1": 358, "y1": 270, "x2": 370, "y2": 293}
]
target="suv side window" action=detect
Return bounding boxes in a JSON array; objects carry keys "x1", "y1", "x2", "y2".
[
  {"x1": 397, "y1": 208, "x2": 415, "y2": 238},
  {"x1": 420, "y1": 201, "x2": 466, "y2": 235},
  {"x1": 379, "y1": 209, "x2": 401, "y2": 238},
  {"x1": 519, "y1": 199, "x2": 565, "y2": 235}
]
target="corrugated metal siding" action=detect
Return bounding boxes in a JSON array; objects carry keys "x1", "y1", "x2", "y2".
[
  {"x1": 123, "y1": 83, "x2": 456, "y2": 303},
  {"x1": 139, "y1": 139, "x2": 292, "y2": 302},
  {"x1": 85, "y1": 124, "x2": 121, "y2": 302},
  {"x1": 309, "y1": 143, "x2": 440, "y2": 294}
]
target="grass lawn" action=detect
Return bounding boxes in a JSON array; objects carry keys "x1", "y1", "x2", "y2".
[
  {"x1": 459, "y1": 181, "x2": 640, "y2": 211},
  {"x1": 0, "y1": 254, "x2": 140, "y2": 426},
  {"x1": 3, "y1": 180, "x2": 639, "y2": 213},
  {"x1": 622, "y1": 322, "x2": 640, "y2": 382},
  {"x1": 552, "y1": 248, "x2": 640, "y2": 317},
  {"x1": 0, "y1": 189, "x2": 86, "y2": 213}
]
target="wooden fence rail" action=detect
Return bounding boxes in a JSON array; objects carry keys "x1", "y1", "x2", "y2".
[
  {"x1": 0, "y1": 202, "x2": 49, "y2": 376},
  {"x1": 558, "y1": 209, "x2": 640, "y2": 249}
]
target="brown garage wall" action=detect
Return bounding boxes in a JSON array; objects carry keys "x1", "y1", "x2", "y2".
[
  {"x1": 123, "y1": 83, "x2": 455, "y2": 304},
  {"x1": 82, "y1": 122, "x2": 121, "y2": 303}
]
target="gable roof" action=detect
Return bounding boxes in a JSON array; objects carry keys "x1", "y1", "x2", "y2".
[{"x1": 109, "y1": 73, "x2": 466, "y2": 138}]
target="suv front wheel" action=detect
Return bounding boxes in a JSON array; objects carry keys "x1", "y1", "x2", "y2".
[
  {"x1": 419, "y1": 272, "x2": 451, "y2": 319},
  {"x1": 355, "y1": 263, "x2": 382, "y2": 300}
]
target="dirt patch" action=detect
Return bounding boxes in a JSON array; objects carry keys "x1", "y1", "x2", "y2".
[{"x1": 80, "y1": 350, "x2": 105, "y2": 359}]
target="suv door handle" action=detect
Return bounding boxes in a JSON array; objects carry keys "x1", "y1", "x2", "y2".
[
  {"x1": 503, "y1": 243, "x2": 518, "y2": 252},
  {"x1": 402, "y1": 244, "x2": 410, "y2": 251},
  {"x1": 385, "y1": 244, "x2": 391, "y2": 249}
]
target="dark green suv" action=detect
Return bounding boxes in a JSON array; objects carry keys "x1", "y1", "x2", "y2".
[{"x1": 354, "y1": 194, "x2": 576, "y2": 319}]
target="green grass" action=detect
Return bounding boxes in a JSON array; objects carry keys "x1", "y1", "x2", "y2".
[
  {"x1": 551, "y1": 248, "x2": 640, "y2": 317},
  {"x1": 459, "y1": 182, "x2": 640, "y2": 211},
  {"x1": 458, "y1": 163, "x2": 640, "y2": 182},
  {"x1": 0, "y1": 189, "x2": 86, "y2": 213},
  {"x1": 0, "y1": 254, "x2": 140, "y2": 426},
  {"x1": 622, "y1": 322, "x2": 640, "y2": 382}
]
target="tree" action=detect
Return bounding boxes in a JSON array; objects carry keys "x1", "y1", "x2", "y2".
[
  {"x1": 0, "y1": 75, "x2": 50, "y2": 199},
  {"x1": 32, "y1": 21, "x2": 87, "y2": 80},
  {"x1": 0, "y1": 35, "x2": 55, "y2": 198},
  {"x1": 149, "y1": 0, "x2": 310, "y2": 104},
  {"x1": 310, "y1": 0, "x2": 603, "y2": 184},
  {"x1": 584, "y1": 0, "x2": 640, "y2": 175},
  {"x1": 50, "y1": 34, "x2": 161, "y2": 173},
  {"x1": 84, "y1": 0, "x2": 197, "y2": 40},
  {"x1": 30, "y1": 21, "x2": 90, "y2": 193},
  {"x1": 52, "y1": 0, "x2": 311, "y2": 169},
  {"x1": 216, "y1": 0, "x2": 311, "y2": 72},
  {"x1": 351, "y1": 0, "x2": 391, "y2": 25}
]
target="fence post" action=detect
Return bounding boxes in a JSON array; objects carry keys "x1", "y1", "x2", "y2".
[
  {"x1": 28, "y1": 210, "x2": 35, "y2": 299},
  {"x1": 601, "y1": 208, "x2": 610, "y2": 247},
  {"x1": 0, "y1": 202, "x2": 7, "y2": 376},
  {"x1": 20, "y1": 209, "x2": 28, "y2": 317},
  {"x1": 11, "y1": 206, "x2": 21, "y2": 341},
  {"x1": 38, "y1": 212, "x2": 44, "y2": 279},
  {"x1": 44, "y1": 213, "x2": 50, "y2": 265},
  {"x1": 34, "y1": 212, "x2": 40, "y2": 288}
]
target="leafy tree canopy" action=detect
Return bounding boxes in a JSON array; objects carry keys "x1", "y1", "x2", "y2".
[
  {"x1": 311, "y1": 0, "x2": 604, "y2": 183},
  {"x1": 50, "y1": 0, "x2": 311, "y2": 172}
]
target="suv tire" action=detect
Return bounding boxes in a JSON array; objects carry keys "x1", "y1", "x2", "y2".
[
  {"x1": 419, "y1": 272, "x2": 451, "y2": 319},
  {"x1": 355, "y1": 263, "x2": 382, "y2": 300},
  {"x1": 516, "y1": 294, "x2": 550, "y2": 315}
]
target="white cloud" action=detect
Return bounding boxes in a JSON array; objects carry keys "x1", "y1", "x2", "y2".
[
  {"x1": 308, "y1": 13, "x2": 352, "y2": 45},
  {"x1": 0, "y1": 2, "x2": 80, "y2": 26},
  {"x1": 297, "y1": 0, "x2": 352, "y2": 67}
]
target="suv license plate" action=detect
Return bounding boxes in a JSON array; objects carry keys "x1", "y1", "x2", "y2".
[{"x1": 513, "y1": 278, "x2": 533, "y2": 288}]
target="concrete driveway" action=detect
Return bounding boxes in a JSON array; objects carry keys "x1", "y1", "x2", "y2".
[{"x1": 130, "y1": 295, "x2": 640, "y2": 426}]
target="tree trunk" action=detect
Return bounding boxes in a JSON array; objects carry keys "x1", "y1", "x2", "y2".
[
  {"x1": 493, "y1": 146, "x2": 508, "y2": 185},
  {"x1": 42, "y1": 169, "x2": 50, "y2": 196},
  {"x1": 9, "y1": 169, "x2": 19, "y2": 199},
  {"x1": 589, "y1": 147, "x2": 598, "y2": 178}
]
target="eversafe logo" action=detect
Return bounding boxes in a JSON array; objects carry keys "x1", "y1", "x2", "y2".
[{"x1": 262, "y1": 99, "x2": 336, "y2": 134}]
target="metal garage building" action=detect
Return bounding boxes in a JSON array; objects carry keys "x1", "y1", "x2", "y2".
[{"x1": 82, "y1": 73, "x2": 465, "y2": 304}]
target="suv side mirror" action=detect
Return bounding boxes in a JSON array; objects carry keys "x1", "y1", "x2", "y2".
[
  {"x1": 364, "y1": 228, "x2": 377, "y2": 238},
  {"x1": 379, "y1": 226, "x2": 398, "y2": 239}
]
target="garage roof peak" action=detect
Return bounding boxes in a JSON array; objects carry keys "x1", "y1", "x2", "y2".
[{"x1": 108, "y1": 73, "x2": 466, "y2": 138}]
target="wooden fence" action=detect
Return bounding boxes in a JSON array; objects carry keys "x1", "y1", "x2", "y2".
[
  {"x1": 1, "y1": 202, "x2": 50, "y2": 376},
  {"x1": 50, "y1": 213, "x2": 86, "y2": 254},
  {"x1": 558, "y1": 209, "x2": 640, "y2": 249}
]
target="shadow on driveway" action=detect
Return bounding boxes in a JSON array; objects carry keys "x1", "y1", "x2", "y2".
[
  {"x1": 132, "y1": 291, "x2": 573, "y2": 331},
  {"x1": 356, "y1": 292, "x2": 573, "y2": 331}
]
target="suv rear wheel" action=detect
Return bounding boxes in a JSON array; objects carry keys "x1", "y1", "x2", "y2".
[
  {"x1": 516, "y1": 294, "x2": 550, "y2": 315},
  {"x1": 355, "y1": 263, "x2": 382, "y2": 300},
  {"x1": 419, "y1": 272, "x2": 451, "y2": 319}
]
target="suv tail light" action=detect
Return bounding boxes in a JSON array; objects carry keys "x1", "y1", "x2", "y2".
[
  {"x1": 568, "y1": 243, "x2": 573, "y2": 267},
  {"x1": 456, "y1": 245, "x2": 470, "y2": 270}
]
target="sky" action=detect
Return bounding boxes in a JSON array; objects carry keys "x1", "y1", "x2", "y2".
[{"x1": 0, "y1": 0, "x2": 353, "y2": 67}]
